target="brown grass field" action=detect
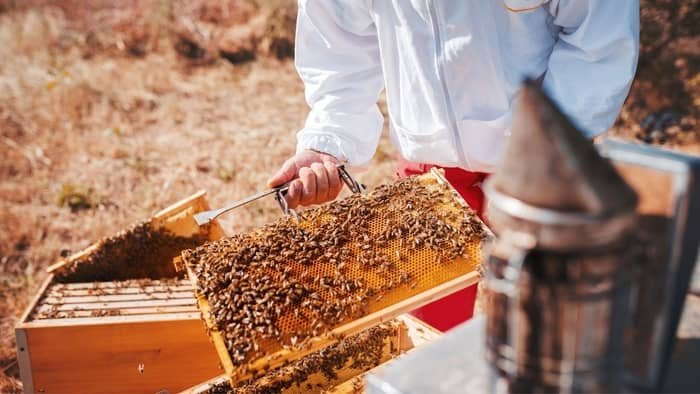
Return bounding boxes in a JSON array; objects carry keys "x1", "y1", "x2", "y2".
[{"x1": 0, "y1": 1, "x2": 697, "y2": 391}]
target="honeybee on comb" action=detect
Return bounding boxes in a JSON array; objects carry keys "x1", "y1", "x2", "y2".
[
  {"x1": 54, "y1": 219, "x2": 207, "y2": 283},
  {"x1": 183, "y1": 173, "x2": 486, "y2": 374},
  {"x1": 202, "y1": 325, "x2": 397, "y2": 394}
]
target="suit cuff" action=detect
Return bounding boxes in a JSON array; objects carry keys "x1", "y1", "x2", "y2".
[{"x1": 296, "y1": 132, "x2": 359, "y2": 165}]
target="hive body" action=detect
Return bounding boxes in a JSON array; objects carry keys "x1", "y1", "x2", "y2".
[{"x1": 15, "y1": 192, "x2": 224, "y2": 394}]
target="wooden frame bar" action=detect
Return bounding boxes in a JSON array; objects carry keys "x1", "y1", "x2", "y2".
[{"x1": 179, "y1": 314, "x2": 442, "y2": 394}]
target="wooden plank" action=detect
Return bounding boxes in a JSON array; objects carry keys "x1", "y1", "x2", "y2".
[
  {"x1": 46, "y1": 244, "x2": 100, "y2": 274},
  {"x1": 35, "y1": 298, "x2": 197, "y2": 313},
  {"x1": 22, "y1": 318, "x2": 220, "y2": 394},
  {"x1": 48, "y1": 279, "x2": 192, "y2": 290},
  {"x1": 46, "y1": 285, "x2": 193, "y2": 297},
  {"x1": 179, "y1": 375, "x2": 229, "y2": 394},
  {"x1": 394, "y1": 314, "x2": 441, "y2": 351},
  {"x1": 19, "y1": 312, "x2": 204, "y2": 329},
  {"x1": 153, "y1": 190, "x2": 208, "y2": 220},
  {"x1": 33, "y1": 305, "x2": 200, "y2": 319},
  {"x1": 43, "y1": 291, "x2": 195, "y2": 305},
  {"x1": 327, "y1": 376, "x2": 364, "y2": 394},
  {"x1": 15, "y1": 328, "x2": 34, "y2": 394},
  {"x1": 153, "y1": 190, "x2": 221, "y2": 240}
]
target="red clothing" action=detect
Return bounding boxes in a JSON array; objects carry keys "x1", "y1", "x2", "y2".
[{"x1": 396, "y1": 156, "x2": 488, "y2": 332}]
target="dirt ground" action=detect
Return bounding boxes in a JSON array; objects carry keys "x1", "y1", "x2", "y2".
[{"x1": 0, "y1": 1, "x2": 697, "y2": 392}]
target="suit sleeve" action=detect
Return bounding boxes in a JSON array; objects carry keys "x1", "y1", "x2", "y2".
[
  {"x1": 543, "y1": 0, "x2": 640, "y2": 137},
  {"x1": 295, "y1": 0, "x2": 384, "y2": 166}
]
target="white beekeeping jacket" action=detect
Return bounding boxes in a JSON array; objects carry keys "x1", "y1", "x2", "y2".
[{"x1": 295, "y1": 0, "x2": 639, "y2": 172}]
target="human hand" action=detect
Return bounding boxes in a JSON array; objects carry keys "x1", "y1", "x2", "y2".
[{"x1": 267, "y1": 150, "x2": 343, "y2": 209}]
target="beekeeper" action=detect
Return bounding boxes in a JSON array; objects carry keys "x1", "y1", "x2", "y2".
[{"x1": 268, "y1": 0, "x2": 639, "y2": 330}]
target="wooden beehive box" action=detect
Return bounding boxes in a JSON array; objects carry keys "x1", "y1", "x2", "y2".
[
  {"x1": 15, "y1": 191, "x2": 226, "y2": 394},
  {"x1": 180, "y1": 314, "x2": 441, "y2": 394}
]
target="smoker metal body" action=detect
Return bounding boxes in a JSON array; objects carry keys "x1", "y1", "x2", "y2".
[
  {"x1": 482, "y1": 186, "x2": 637, "y2": 393},
  {"x1": 481, "y1": 81, "x2": 641, "y2": 393}
]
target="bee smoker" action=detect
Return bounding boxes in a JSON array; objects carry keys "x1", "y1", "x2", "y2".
[
  {"x1": 362, "y1": 81, "x2": 697, "y2": 394},
  {"x1": 482, "y1": 81, "x2": 639, "y2": 393}
]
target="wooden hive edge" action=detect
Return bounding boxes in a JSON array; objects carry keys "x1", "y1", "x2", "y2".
[
  {"x1": 178, "y1": 315, "x2": 442, "y2": 394},
  {"x1": 16, "y1": 275, "x2": 54, "y2": 327},
  {"x1": 15, "y1": 274, "x2": 56, "y2": 394},
  {"x1": 153, "y1": 190, "x2": 209, "y2": 220},
  {"x1": 184, "y1": 258, "x2": 237, "y2": 377},
  {"x1": 179, "y1": 374, "x2": 230, "y2": 394},
  {"x1": 18, "y1": 312, "x2": 205, "y2": 329},
  {"x1": 394, "y1": 314, "x2": 442, "y2": 351},
  {"x1": 327, "y1": 316, "x2": 442, "y2": 394},
  {"x1": 46, "y1": 190, "x2": 217, "y2": 275}
]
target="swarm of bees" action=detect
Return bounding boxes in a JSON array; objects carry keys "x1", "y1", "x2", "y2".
[
  {"x1": 204, "y1": 325, "x2": 396, "y2": 394},
  {"x1": 184, "y1": 175, "x2": 486, "y2": 367},
  {"x1": 55, "y1": 220, "x2": 208, "y2": 283}
]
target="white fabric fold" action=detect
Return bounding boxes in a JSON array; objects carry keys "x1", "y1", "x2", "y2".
[{"x1": 295, "y1": 0, "x2": 639, "y2": 170}]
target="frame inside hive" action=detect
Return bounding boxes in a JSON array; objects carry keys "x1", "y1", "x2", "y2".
[
  {"x1": 181, "y1": 315, "x2": 441, "y2": 394},
  {"x1": 47, "y1": 190, "x2": 225, "y2": 282},
  {"x1": 181, "y1": 169, "x2": 491, "y2": 384},
  {"x1": 29, "y1": 278, "x2": 198, "y2": 320}
]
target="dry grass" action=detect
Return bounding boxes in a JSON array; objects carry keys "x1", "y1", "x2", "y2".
[{"x1": 0, "y1": 6, "x2": 395, "y2": 391}]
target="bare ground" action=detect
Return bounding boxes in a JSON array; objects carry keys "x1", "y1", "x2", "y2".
[{"x1": 0, "y1": 2, "x2": 698, "y2": 392}]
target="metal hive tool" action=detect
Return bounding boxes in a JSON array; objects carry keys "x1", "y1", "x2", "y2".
[{"x1": 180, "y1": 169, "x2": 490, "y2": 386}]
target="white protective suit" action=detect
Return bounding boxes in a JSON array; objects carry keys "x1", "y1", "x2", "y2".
[{"x1": 294, "y1": 0, "x2": 639, "y2": 173}]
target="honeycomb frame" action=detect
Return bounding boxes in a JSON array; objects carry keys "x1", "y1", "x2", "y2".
[{"x1": 182, "y1": 169, "x2": 490, "y2": 384}]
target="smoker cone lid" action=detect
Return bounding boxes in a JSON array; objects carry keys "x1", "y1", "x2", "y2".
[
  {"x1": 488, "y1": 80, "x2": 637, "y2": 217},
  {"x1": 485, "y1": 81, "x2": 638, "y2": 249}
]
